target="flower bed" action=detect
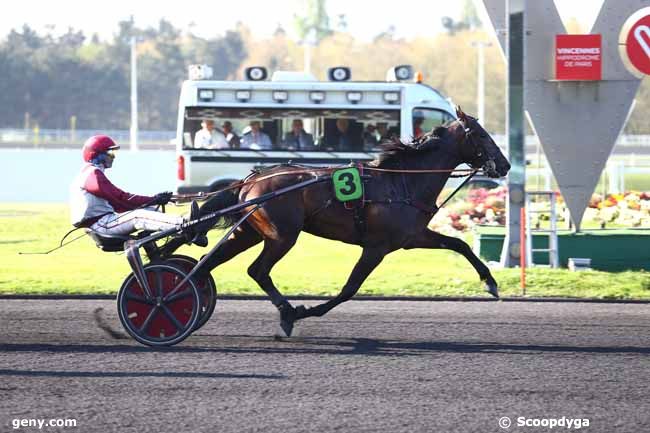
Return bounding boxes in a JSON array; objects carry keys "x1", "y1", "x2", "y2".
[
  {"x1": 428, "y1": 187, "x2": 650, "y2": 234},
  {"x1": 585, "y1": 191, "x2": 650, "y2": 228}
]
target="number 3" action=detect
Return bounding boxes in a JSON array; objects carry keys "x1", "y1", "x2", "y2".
[{"x1": 338, "y1": 172, "x2": 357, "y2": 195}]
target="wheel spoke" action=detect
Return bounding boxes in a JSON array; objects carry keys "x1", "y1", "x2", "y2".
[
  {"x1": 160, "y1": 304, "x2": 185, "y2": 331},
  {"x1": 138, "y1": 306, "x2": 159, "y2": 333},
  {"x1": 163, "y1": 287, "x2": 194, "y2": 303},
  {"x1": 124, "y1": 292, "x2": 154, "y2": 305},
  {"x1": 154, "y1": 268, "x2": 163, "y2": 297}
]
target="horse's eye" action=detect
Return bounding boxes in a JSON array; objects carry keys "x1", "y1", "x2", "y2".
[{"x1": 480, "y1": 133, "x2": 487, "y2": 138}]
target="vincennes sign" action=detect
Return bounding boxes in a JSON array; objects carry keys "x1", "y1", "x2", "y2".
[{"x1": 555, "y1": 34, "x2": 602, "y2": 80}]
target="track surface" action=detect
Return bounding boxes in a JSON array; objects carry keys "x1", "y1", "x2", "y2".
[{"x1": 1, "y1": 299, "x2": 649, "y2": 432}]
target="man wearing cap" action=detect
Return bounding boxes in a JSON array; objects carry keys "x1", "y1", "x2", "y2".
[
  {"x1": 222, "y1": 121, "x2": 240, "y2": 148},
  {"x1": 69, "y1": 135, "x2": 207, "y2": 246}
]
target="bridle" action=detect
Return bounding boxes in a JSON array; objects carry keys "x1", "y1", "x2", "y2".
[{"x1": 458, "y1": 118, "x2": 497, "y2": 177}]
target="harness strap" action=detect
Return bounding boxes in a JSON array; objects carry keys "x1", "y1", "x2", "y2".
[
  {"x1": 352, "y1": 207, "x2": 367, "y2": 245},
  {"x1": 359, "y1": 169, "x2": 478, "y2": 218},
  {"x1": 409, "y1": 200, "x2": 439, "y2": 216},
  {"x1": 342, "y1": 163, "x2": 367, "y2": 244}
]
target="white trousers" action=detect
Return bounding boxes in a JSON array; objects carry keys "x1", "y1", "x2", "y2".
[{"x1": 90, "y1": 208, "x2": 184, "y2": 236}]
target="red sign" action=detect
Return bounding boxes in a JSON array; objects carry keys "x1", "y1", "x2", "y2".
[
  {"x1": 555, "y1": 34, "x2": 602, "y2": 80},
  {"x1": 625, "y1": 13, "x2": 650, "y2": 75}
]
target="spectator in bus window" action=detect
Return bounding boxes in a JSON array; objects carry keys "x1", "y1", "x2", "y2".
[
  {"x1": 363, "y1": 124, "x2": 379, "y2": 150},
  {"x1": 194, "y1": 119, "x2": 228, "y2": 149},
  {"x1": 222, "y1": 121, "x2": 240, "y2": 148},
  {"x1": 376, "y1": 122, "x2": 396, "y2": 142},
  {"x1": 241, "y1": 120, "x2": 273, "y2": 150},
  {"x1": 283, "y1": 119, "x2": 314, "y2": 150},
  {"x1": 325, "y1": 118, "x2": 354, "y2": 151},
  {"x1": 413, "y1": 114, "x2": 425, "y2": 138}
]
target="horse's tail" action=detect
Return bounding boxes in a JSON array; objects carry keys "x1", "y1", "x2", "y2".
[{"x1": 200, "y1": 183, "x2": 242, "y2": 229}]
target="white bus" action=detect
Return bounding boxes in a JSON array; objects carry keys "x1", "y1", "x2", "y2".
[{"x1": 175, "y1": 65, "x2": 457, "y2": 194}]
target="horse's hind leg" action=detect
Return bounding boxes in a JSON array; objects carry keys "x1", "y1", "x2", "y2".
[
  {"x1": 404, "y1": 229, "x2": 499, "y2": 298},
  {"x1": 297, "y1": 247, "x2": 386, "y2": 320},
  {"x1": 197, "y1": 225, "x2": 262, "y2": 276},
  {"x1": 247, "y1": 235, "x2": 301, "y2": 336}
]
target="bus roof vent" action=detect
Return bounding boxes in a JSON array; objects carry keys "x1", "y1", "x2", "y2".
[{"x1": 271, "y1": 71, "x2": 318, "y2": 82}]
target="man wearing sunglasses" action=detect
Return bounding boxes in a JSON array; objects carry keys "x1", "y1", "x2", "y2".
[{"x1": 69, "y1": 135, "x2": 207, "y2": 246}]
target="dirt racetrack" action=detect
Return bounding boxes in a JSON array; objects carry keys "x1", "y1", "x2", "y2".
[{"x1": 1, "y1": 299, "x2": 649, "y2": 432}]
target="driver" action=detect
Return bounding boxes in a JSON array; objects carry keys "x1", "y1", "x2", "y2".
[{"x1": 69, "y1": 135, "x2": 207, "y2": 246}]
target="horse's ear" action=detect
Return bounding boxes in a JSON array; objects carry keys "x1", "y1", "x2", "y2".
[{"x1": 456, "y1": 106, "x2": 467, "y2": 122}]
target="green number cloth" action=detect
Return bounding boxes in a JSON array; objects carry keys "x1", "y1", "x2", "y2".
[{"x1": 332, "y1": 167, "x2": 363, "y2": 202}]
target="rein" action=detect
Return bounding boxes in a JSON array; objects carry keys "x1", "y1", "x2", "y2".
[
  {"x1": 438, "y1": 169, "x2": 478, "y2": 209},
  {"x1": 172, "y1": 165, "x2": 481, "y2": 203}
]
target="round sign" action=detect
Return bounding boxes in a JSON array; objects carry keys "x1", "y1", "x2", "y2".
[{"x1": 620, "y1": 7, "x2": 650, "y2": 77}]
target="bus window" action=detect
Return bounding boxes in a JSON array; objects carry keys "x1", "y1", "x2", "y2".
[
  {"x1": 413, "y1": 108, "x2": 454, "y2": 137},
  {"x1": 183, "y1": 107, "x2": 400, "y2": 152}
]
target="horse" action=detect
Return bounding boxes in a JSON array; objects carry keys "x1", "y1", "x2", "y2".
[{"x1": 166, "y1": 108, "x2": 511, "y2": 336}]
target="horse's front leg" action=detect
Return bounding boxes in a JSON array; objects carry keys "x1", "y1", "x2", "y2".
[
  {"x1": 296, "y1": 247, "x2": 387, "y2": 320},
  {"x1": 404, "y1": 229, "x2": 499, "y2": 298}
]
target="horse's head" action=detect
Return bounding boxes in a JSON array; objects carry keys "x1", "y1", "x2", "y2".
[{"x1": 453, "y1": 107, "x2": 510, "y2": 178}]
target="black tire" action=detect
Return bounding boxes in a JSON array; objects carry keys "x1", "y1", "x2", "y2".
[
  {"x1": 165, "y1": 255, "x2": 217, "y2": 331},
  {"x1": 117, "y1": 263, "x2": 201, "y2": 347}
]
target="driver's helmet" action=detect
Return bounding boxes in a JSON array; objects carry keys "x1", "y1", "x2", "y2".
[{"x1": 82, "y1": 135, "x2": 120, "y2": 163}]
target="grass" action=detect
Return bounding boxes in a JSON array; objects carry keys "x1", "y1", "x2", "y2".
[{"x1": 1, "y1": 203, "x2": 650, "y2": 299}]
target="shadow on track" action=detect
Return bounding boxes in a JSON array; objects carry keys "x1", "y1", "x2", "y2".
[
  {"x1": 0, "y1": 368, "x2": 284, "y2": 380},
  {"x1": 2, "y1": 337, "x2": 649, "y2": 357}
]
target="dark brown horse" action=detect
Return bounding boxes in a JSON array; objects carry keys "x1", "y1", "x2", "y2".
[{"x1": 172, "y1": 108, "x2": 510, "y2": 336}]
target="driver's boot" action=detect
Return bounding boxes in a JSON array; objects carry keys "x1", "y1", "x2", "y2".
[{"x1": 186, "y1": 201, "x2": 209, "y2": 247}]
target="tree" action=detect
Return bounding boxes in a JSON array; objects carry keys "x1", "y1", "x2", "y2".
[
  {"x1": 294, "y1": 0, "x2": 332, "y2": 44},
  {"x1": 442, "y1": 0, "x2": 482, "y2": 35},
  {"x1": 461, "y1": 0, "x2": 482, "y2": 30},
  {"x1": 239, "y1": 25, "x2": 299, "y2": 75}
]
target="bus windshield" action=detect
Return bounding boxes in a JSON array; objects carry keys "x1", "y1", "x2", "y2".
[{"x1": 183, "y1": 107, "x2": 401, "y2": 152}]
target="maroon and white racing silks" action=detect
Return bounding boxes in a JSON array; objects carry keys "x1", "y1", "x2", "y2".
[{"x1": 69, "y1": 164, "x2": 154, "y2": 227}]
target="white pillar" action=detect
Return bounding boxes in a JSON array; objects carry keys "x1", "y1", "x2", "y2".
[
  {"x1": 303, "y1": 28, "x2": 317, "y2": 75},
  {"x1": 303, "y1": 43, "x2": 311, "y2": 74},
  {"x1": 471, "y1": 41, "x2": 492, "y2": 126},
  {"x1": 477, "y1": 42, "x2": 485, "y2": 124},
  {"x1": 130, "y1": 36, "x2": 138, "y2": 151}
]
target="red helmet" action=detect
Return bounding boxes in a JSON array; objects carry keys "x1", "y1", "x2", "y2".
[{"x1": 82, "y1": 135, "x2": 120, "y2": 162}]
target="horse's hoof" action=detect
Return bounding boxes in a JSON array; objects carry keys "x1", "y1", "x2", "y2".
[
  {"x1": 278, "y1": 303, "x2": 297, "y2": 337},
  {"x1": 484, "y1": 279, "x2": 499, "y2": 299}
]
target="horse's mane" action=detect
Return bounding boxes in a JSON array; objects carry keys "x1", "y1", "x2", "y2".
[{"x1": 370, "y1": 120, "x2": 457, "y2": 168}]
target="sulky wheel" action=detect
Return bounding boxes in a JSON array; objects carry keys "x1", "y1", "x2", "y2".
[
  {"x1": 165, "y1": 255, "x2": 217, "y2": 331},
  {"x1": 117, "y1": 263, "x2": 201, "y2": 346}
]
